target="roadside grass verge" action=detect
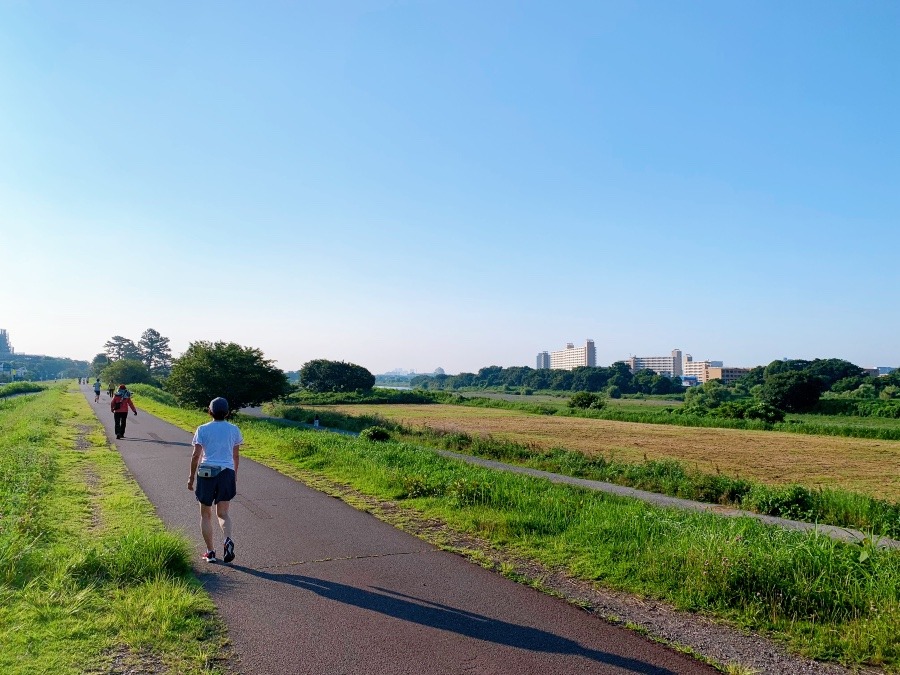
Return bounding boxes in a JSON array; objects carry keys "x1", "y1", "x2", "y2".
[
  {"x1": 266, "y1": 404, "x2": 900, "y2": 540},
  {"x1": 135, "y1": 397, "x2": 900, "y2": 670},
  {"x1": 0, "y1": 384, "x2": 224, "y2": 675}
]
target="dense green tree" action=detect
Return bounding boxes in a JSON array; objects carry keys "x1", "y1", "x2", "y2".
[
  {"x1": 104, "y1": 335, "x2": 141, "y2": 361},
  {"x1": 91, "y1": 353, "x2": 110, "y2": 377},
  {"x1": 299, "y1": 359, "x2": 375, "y2": 393},
  {"x1": 167, "y1": 341, "x2": 291, "y2": 411},
  {"x1": 101, "y1": 359, "x2": 153, "y2": 386},
  {"x1": 806, "y1": 358, "x2": 864, "y2": 390},
  {"x1": 763, "y1": 359, "x2": 812, "y2": 379},
  {"x1": 683, "y1": 380, "x2": 731, "y2": 412},
  {"x1": 138, "y1": 328, "x2": 173, "y2": 374},
  {"x1": 757, "y1": 371, "x2": 821, "y2": 412}
]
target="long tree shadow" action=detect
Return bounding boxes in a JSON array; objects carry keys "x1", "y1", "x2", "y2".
[{"x1": 226, "y1": 565, "x2": 678, "y2": 674}]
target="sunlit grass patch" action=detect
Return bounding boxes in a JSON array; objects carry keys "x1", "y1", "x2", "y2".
[{"x1": 0, "y1": 384, "x2": 225, "y2": 674}]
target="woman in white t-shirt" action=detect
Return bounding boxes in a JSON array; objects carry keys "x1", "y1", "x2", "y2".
[{"x1": 187, "y1": 397, "x2": 243, "y2": 563}]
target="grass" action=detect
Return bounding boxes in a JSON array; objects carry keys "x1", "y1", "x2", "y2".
[
  {"x1": 304, "y1": 402, "x2": 900, "y2": 503},
  {"x1": 132, "y1": 395, "x2": 900, "y2": 671},
  {"x1": 268, "y1": 403, "x2": 900, "y2": 539},
  {"x1": 0, "y1": 384, "x2": 225, "y2": 675},
  {"x1": 0, "y1": 381, "x2": 44, "y2": 398}
]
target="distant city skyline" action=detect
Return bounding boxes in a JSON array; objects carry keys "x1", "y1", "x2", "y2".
[{"x1": 2, "y1": 3, "x2": 898, "y2": 375}]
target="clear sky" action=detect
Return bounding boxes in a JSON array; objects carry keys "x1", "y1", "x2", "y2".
[{"x1": 1, "y1": 1, "x2": 898, "y2": 375}]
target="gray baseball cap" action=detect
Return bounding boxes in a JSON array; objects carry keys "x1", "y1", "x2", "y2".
[{"x1": 209, "y1": 397, "x2": 229, "y2": 415}]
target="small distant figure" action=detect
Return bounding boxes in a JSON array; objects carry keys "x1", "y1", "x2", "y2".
[
  {"x1": 107, "y1": 382, "x2": 114, "y2": 398},
  {"x1": 93, "y1": 378, "x2": 101, "y2": 402},
  {"x1": 313, "y1": 414, "x2": 320, "y2": 429},
  {"x1": 188, "y1": 397, "x2": 243, "y2": 564},
  {"x1": 110, "y1": 384, "x2": 137, "y2": 439}
]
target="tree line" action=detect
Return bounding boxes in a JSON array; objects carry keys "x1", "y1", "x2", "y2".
[{"x1": 409, "y1": 362, "x2": 682, "y2": 396}]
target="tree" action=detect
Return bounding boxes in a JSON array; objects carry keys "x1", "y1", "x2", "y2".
[
  {"x1": 683, "y1": 380, "x2": 731, "y2": 413},
  {"x1": 757, "y1": 371, "x2": 821, "y2": 412},
  {"x1": 166, "y1": 341, "x2": 291, "y2": 411},
  {"x1": 91, "y1": 353, "x2": 110, "y2": 377},
  {"x1": 104, "y1": 336, "x2": 141, "y2": 361},
  {"x1": 138, "y1": 328, "x2": 173, "y2": 374},
  {"x1": 299, "y1": 359, "x2": 375, "y2": 393},
  {"x1": 101, "y1": 359, "x2": 153, "y2": 386}
]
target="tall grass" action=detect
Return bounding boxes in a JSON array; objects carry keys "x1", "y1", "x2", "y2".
[
  {"x1": 0, "y1": 381, "x2": 44, "y2": 398},
  {"x1": 0, "y1": 384, "x2": 222, "y2": 674}
]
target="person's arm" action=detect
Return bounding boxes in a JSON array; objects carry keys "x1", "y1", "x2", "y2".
[
  {"x1": 232, "y1": 443, "x2": 241, "y2": 481},
  {"x1": 128, "y1": 398, "x2": 137, "y2": 414},
  {"x1": 187, "y1": 443, "x2": 203, "y2": 491}
]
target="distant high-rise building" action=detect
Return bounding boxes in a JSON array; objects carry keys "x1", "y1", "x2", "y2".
[
  {"x1": 625, "y1": 349, "x2": 683, "y2": 378},
  {"x1": 682, "y1": 354, "x2": 723, "y2": 383},
  {"x1": 536, "y1": 351, "x2": 550, "y2": 369},
  {"x1": 548, "y1": 340, "x2": 596, "y2": 371},
  {"x1": 0, "y1": 329, "x2": 12, "y2": 356}
]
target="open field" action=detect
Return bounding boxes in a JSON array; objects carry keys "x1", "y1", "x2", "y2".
[{"x1": 322, "y1": 404, "x2": 900, "y2": 502}]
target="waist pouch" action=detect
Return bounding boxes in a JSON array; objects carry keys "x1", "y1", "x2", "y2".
[{"x1": 197, "y1": 464, "x2": 224, "y2": 479}]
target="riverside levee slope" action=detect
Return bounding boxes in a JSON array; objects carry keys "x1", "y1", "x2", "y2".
[{"x1": 80, "y1": 388, "x2": 717, "y2": 675}]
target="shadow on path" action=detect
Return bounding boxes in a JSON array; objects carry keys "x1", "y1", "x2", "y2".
[{"x1": 226, "y1": 565, "x2": 677, "y2": 675}]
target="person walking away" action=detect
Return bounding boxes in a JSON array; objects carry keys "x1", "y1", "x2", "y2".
[
  {"x1": 107, "y1": 381, "x2": 114, "y2": 398},
  {"x1": 313, "y1": 414, "x2": 320, "y2": 429},
  {"x1": 93, "y1": 378, "x2": 102, "y2": 402},
  {"x1": 110, "y1": 385, "x2": 137, "y2": 438},
  {"x1": 187, "y1": 397, "x2": 242, "y2": 563}
]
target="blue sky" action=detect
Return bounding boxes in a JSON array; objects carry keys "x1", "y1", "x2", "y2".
[{"x1": 1, "y1": 1, "x2": 898, "y2": 374}]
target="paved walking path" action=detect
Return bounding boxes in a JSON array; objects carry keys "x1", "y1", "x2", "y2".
[
  {"x1": 243, "y1": 409, "x2": 900, "y2": 551},
  {"x1": 81, "y1": 387, "x2": 717, "y2": 675}
]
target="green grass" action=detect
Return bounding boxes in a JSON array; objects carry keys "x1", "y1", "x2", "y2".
[
  {"x1": 0, "y1": 384, "x2": 225, "y2": 675},
  {"x1": 0, "y1": 381, "x2": 45, "y2": 398},
  {"x1": 134, "y1": 396, "x2": 900, "y2": 671},
  {"x1": 266, "y1": 404, "x2": 900, "y2": 539}
]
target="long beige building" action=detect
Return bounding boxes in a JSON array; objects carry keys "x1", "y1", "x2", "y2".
[{"x1": 540, "y1": 340, "x2": 596, "y2": 370}]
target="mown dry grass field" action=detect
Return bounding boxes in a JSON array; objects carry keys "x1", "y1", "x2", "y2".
[{"x1": 324, "y1": 404, "x2": 900, "y2": 502}]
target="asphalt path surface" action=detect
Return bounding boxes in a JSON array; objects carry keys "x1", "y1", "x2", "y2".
[{"x1": 81, "y1": 387, "x2": 719, "y2": 675}]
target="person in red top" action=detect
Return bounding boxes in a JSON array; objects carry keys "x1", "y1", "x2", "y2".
[{"x1": 110, "y1": 384, "x2": 137, "y2": 439}]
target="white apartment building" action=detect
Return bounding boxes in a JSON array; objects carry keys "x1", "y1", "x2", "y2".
[
  {"x1": 625, "y1": 349, "x2": 683, "y2": 378},
  {"x1": 682, "y1": 354, "x2": 724, "y2": 383},
  {"x1": 543, "y1": 340, "x2": 596, "y2": 370}
]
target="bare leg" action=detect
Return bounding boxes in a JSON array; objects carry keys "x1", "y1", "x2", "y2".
[
  {"x1": 200, "y1": 504, "x2": 215, "y2": 551},
  {"x1": 216, "y1": 500, "x2": 232, "y2": 540}
]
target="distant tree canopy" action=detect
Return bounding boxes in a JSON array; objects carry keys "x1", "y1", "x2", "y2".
[
  {"x1": 167, "y1": 341, "x2": 291, "y2": 412},
  {"x1": 757, "y1": 371, "x2": 824, "y2": 413},
  {"x1": 409, "y1": 363, "x2": 681, "y2": 396},
  {"x1": 104, "y1": 335, "x2": 142, "y2": 361},
  {"x1": 101, "y1": 359, "x2": 154, "y2": 387},
  {"x1": 299, "y1": 359, "x2": 375, "y2": 393},
  {"x1": 102, "y1": 328, "x2": 173, "y2": 375}
]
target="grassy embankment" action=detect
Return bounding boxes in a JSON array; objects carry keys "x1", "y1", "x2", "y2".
[
  {"x1": 270, "y1": 400, "x2": 900, "y2": 539},
  {"x1": 0, "y1": 383, "x2": 225, "y2": 675},
  {"x1": 130, "y1": 392, "x2": 900, "y2": 671}
]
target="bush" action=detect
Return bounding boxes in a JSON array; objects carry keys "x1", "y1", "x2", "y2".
[
  {"x1": 568, "y1": 391, "x2": 606, "y2": 410},
  {"x1": 360, "y1": 426, "x2": 391, "y2": 442}
]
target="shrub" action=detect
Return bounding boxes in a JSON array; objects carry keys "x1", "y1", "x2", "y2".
[
  {"x1": 360, "y1": 426, "x2": 391, "y2": 442},
  {"x1": 568, "y1": 391, "x2": 606, "y2": 410}
]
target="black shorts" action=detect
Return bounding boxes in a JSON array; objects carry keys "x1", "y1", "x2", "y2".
[{"x1": 194, "y1": 468, "x2": 237, "y2": 506}]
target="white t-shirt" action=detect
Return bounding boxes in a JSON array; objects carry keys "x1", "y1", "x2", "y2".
[{"x1": 192, "y1": 420, "x2": 243, "y2": 470}]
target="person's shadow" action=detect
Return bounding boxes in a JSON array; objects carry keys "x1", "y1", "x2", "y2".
[{"x1": 223, "y1": 565, "x2": 678, "y2": 674}]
